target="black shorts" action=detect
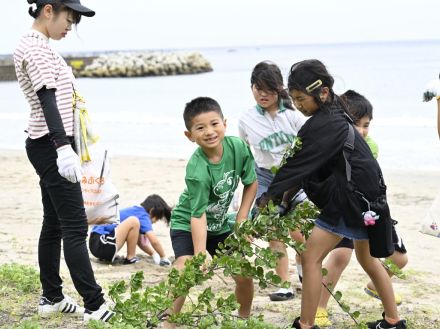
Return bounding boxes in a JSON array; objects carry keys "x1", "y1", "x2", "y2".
[
  {"x1": 170, "y1": 229, "x2": 231, "y2": 258},
  {"x1": 391, "y1": 225, "x2": 407, "y2": 254},
  {"x1": 334, "y1": 224, "x2": 407, "y2": 254},
  {"x1": 89, "y1": 231, "x2": 118, "y2": 262}
]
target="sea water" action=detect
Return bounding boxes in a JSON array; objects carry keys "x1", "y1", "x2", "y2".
[{"x1": 1, "y1": 41, "x2": 440, "y2": 170}]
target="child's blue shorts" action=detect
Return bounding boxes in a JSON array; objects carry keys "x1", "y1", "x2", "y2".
[{"x1": 314, "y1": 217, "x2": 369, "y2": 240}]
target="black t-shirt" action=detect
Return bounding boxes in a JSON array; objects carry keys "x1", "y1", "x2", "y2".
[{"x1": 267, "y1": 99, "x2": 383, "y2": 227}]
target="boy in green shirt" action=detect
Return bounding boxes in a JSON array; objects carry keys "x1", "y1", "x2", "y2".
[{"x1": 167, "y1": 97, "x2": 258, "y2": 327}]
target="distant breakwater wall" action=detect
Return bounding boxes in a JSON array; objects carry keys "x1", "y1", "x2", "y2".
[
  {"x1": 0, "y1": 57, "x2": 16, "y2": 81},
  {"x1": 0, "y1": 51, "x2": 212, "y2": 81}
]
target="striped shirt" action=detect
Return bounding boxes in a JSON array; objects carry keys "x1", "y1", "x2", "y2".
[{"x1": 14, "y1": 30, "x2": 75, "y2": 139}]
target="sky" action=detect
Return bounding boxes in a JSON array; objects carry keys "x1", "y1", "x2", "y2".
[{"x1": 1, "y1": 0, "x2": 439, "y2": 54}]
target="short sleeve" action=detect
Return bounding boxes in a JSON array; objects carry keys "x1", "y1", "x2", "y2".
[
  {"x1": 238, "y1": 117, "x2": 248, "y2": 142},
  {"x1": 23, "y1": 46, "x2": 57, "y2": 93},
  {"x1": 288, "y1": 110, "x2": 307, "y2": 133},
  {"x1": 138, "y1": 211, "x2": 153, "y2": 234},
  {"x1": 239, "y1": 142, "x2": 257, "y2": 186},
  {"x1": 186, "y1": 177, "x2": 211, "y2": 218}
]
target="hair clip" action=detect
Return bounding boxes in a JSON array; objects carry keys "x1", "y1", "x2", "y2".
[{"x1": 305, "y1": 79, "x2": 323, "y2": 93}]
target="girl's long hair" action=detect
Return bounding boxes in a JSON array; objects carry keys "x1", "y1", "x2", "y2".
[
  {"x1": 288, "y1": 59, "x2": 351, "y2": 115},
  {"x1": 251, "y1": 61, "x2": 294, "y2": 110},
  {"x1": 141, "y1": 194, "x2": 172, "y2": 226}
]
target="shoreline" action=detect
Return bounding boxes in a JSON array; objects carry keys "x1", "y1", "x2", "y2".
[{"x1": 2, "y1": 148, "x2": 440, "y2": 172}]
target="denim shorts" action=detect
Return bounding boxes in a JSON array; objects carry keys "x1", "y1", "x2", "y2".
[
  {"x1": 314, "y1": 217, "x2": 368, "y2": 240},
  {"x1": 255, "y1": 166, "x2": 274, "y2": 199},
  {"x1": 333, "y1": 222, "x2": 407, "y2": 251}
]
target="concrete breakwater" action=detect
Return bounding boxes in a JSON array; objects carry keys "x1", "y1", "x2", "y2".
[
  {"x1": 76, "y1": 51, "x2": 213, "y2": 77},
  {"x1": 0, "y1": 57, "x2": 16, "y2": 81},
  {"x1": 0, "y1": 51, "x2": 212, "y2": 81}
]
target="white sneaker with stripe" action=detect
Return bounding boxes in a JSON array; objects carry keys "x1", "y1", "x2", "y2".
[
  {"x1": 38, "y1": 295, "x2": 84, "y2": 317},
  {"x1": 83, "y1": 302, "x2": 114, "y2": 323}
]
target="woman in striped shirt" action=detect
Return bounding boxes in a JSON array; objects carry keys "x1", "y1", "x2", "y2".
[{"x1": 14, "y1": 0, "x2": 113, "y2": 323}]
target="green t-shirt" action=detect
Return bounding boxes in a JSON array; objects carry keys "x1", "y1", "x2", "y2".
[
  {"x1": 171, "y1": 136, "x2": 257, "y2": 236},
  {"x1": 365, "y1": 135, "x2": 379, "y2": 159}
]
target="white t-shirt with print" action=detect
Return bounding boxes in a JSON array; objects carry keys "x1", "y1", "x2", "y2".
[{"x1": 238, "y1": 104, "x2": 306, "y2": 170}]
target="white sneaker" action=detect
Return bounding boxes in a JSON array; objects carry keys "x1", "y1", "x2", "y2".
[
  {"x1": 84, "y1": 302, "x2": 114, "y2": 323},
  {"x1": 38, "y1": 295, "x2": 84, "y2": 317}
]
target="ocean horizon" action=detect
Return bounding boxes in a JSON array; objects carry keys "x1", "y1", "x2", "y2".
[{"x1": 1, "y1": 41, "x2": 439, "y2": 170}]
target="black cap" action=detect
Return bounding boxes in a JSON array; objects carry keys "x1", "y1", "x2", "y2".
[
  {"x1": 62, "y1": 0, "x2": 95, "y2": 17},
  {"x1": 36, "y1": 0, "x2": 95, "y2": 17}
]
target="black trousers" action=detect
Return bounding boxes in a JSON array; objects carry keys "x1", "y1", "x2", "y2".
[{"x1": 26, "y1": 135, "x2": 104, "y2": 311}]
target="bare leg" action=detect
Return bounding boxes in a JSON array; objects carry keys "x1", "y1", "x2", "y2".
[
  {"x1": 366, "y1": 251, "x2": 408, "y2": 291},
  {"x1": 114, "y1": 216, "x2": 140, "y2": 259},
  {"x1": 163, "y1": 255, "x2": 192, "y2": 329},
  {"x1": 232, "y1": 275, "x2": 254, "y2": 318},
  {"x1": 269, "y1": 240, "x2": 290, "y2": 283},
  {"x1": 354, "y1": 240, "x2": 399, "y2": 320},
  {"x1": 299, "y1": 227, "x2": 342, "y2": 326},
  {"x1": 318, "y1": 247, "x2": 353, "y2": 309},
  {"x1": 290, "y1": 229, "x2": 306, "y2": 281}
]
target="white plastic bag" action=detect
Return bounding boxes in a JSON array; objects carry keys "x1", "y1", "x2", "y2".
[
  {"x1": 81, "y1": 143, "x2": 120, "y2": 225},
  {"x1": 420, "y1": 191, "x2": 440, "y2": 238}
]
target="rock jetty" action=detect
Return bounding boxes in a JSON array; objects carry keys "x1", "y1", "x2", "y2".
[
  {"x1": 73, "y1": 51, "x2": 213, "y2": 78},
  {"x1": 0, "y1": 51, "x2": 213, "y2": 81}
]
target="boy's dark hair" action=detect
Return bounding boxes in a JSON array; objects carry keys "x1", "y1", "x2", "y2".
[
  {"x1": 183, "y1": 97, "x2": 223, "y2": 130},
  {"x1": 288, "y1": 59, "x2": 335, "y2": 106},
  {"x1": 340, "y1": 90, "x2": 373, "y2": 123},
  {"x1": 140, "y1": 194, "x2": 172, "y2": 226},
  {"x1": 251, "y1": 61, "x2": 294, "y2": 110},
  {"x1": 27, "y1": 0, "x2": 88, "y2": 23}
]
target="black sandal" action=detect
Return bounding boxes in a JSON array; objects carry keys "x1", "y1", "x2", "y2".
[{"x1": 123, "y1": 257, "x2": 138, "y2": 265}]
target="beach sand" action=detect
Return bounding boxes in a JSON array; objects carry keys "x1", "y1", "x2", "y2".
[{"x1": 1, "y1": 149, "x2": 440, "y2": 328}]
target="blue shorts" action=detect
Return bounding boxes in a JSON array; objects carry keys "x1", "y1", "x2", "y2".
[
  {"x1": 314, "y1": 217, "x2": 369, "y2": 240},
  {"x1": 255, "y1": 166, "x2": 274, "y2": 199},
  {"x1": 334, "y1": 221, "x2": 407, "y2": 253}
]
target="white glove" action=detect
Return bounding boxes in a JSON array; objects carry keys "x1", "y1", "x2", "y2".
[
  {"x1": 159, "y1": 257, "x2": 171, "y2": 266},
  {"x1": 423, "y1": 78, "x2": 440, "y2": 102},
  {"x1": 56, "y1": 145, "x2": 82, "y2": 183},
  {"x1": 152, "y1": 252, "x2": 161, "y2": 265}
]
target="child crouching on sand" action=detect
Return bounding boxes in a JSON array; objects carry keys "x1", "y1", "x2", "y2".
[{"x1": 89, "y1": 194, "x2": 172, "y2": 265}]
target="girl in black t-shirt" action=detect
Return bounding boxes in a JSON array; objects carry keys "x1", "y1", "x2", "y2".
[{"x1": 262, "y1": 60, "x2": 406, "y2": 329}]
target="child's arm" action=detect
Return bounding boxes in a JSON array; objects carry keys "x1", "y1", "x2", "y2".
[
  {"x1": 191, "y1": 213, "x2": 208, "y2": 255},
  {"x1": 138, "y1": 232, "x2": 171, "y2": 265},
  {"x1": 281, "y1": 187, "x2": 301, "y2": 207},
  {"x1": 137, "y1": 235, "x2": 155, "y2": 255},
  {"x1": 140, "y1": 231, "x2": 166, "y2": 258},
  {"x1": 236, "y1": 181, "x2": 258, "y2": 223}
]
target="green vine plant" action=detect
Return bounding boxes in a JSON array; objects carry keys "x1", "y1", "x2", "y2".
[
  {"x1": 382, "y1": 258, "x2": 406, "y2": 279},
  {"x1": 91, "y1": 200, "x2": 367, "y2": 329},
  {"x1": 89, "y1": 137, "x2": 403, "y2": 329},
  {"x1": 88, "y1": 201, "x2": 317, "y2": 329},
  {"x1": 271, "y1": 137, "x2": 303, "y2": 175},
  {"x1": 257, "y1": 202, "x2": 368, "y2": 329}
]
